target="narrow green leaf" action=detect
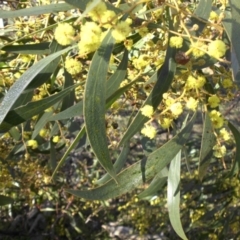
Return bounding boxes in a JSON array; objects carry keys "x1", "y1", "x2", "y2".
[
  {"x1": 107, "y1": 49, "x2": 128, "y2": 97},
  {"x1": 0, "y1": 45, "x2": 75, "y2": 128},
  {"x1": 51, "y1": 126, "x2": 86, "y2": 180},
  {"x1": 0, "y1": 195, "x2": 14, "y2": 206},
  {"x1": 0, "y1": 84, "x2": 78, "y2": 132},
  {"x1": 0, "y1": 3, "x2": 74, "y2": 18},
  {"x1": 50, "y1": 141, "x2": 57, "y2": 172},
  {"x1": 226, "y1": 1, "x2": 240, "y2": 82},
  {"x1": 84, "y1": 30, "x2": 117, "y2": 182},
  {"x1": 228, "y1": 121, "x2": 240, "y2": 175},
  {"x1": 65, "y1": 0, "x2": 121, "y2": 13},
  {"x1": 167, "y1": 151, "x2": 188, "y2": 240},
  {"x1": 96, "y1": 143, "x2": 130, "y2": 185},
  {"x1": 65, "y1": 112, "x2": 196, "y2": 200},
  {"x1": 138, "y1": 167, "x2": 168, "y2": 199},
  {"x1": 31, "y1": 112, "x2": 54, "y2": 140},
  {"x1": 190, "y1": 0, "x2": 212, "y2": 36},
  {"x1": 2, "y1": 42, "x2": 51, "y2": 55},
  {"x1": 61, "y1": 70, "x2": 75, "y2": 111},
  {"x1": 198, "y1": 113, "x2": 216, "y2": 181},
  {"x1": 118, "y1": 45, "x2": 176, "y2": 146}
]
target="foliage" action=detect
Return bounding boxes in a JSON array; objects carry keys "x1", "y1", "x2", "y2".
[{"x1": 0, "y1": 0, "x2": 240, "y2": 239}]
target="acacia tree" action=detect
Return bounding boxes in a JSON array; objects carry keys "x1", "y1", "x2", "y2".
[{"x1": 0, "y1": 0, "x2": 239, "y2": 239}]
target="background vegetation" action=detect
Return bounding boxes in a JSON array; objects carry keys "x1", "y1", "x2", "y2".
[{"x1": 0, "y1": 0, "x2": 239, "y2": 239}]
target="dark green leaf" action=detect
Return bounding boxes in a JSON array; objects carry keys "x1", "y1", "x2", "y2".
[
  {"x1": 0, "y1": 84, "x2": 78, "y2": 132},
  {"x1": 51, "y1": 126, "x2": 86, "y2": 180},
  {"x1": 2, "y1": 42, "x2": 51, "y2": 55},
  {"x1": 0, "y1": 3, "x2": 74, "y2": 18},
  {"x1": 198, "y1": 113, "x2": 215, "y2": 181},
  {"x1": 0, "y1": 45, "x2": 75, "y2": 129},
  {"x1": 96, "y1": 143, "x2": 130, "y2": 185},
  {"x1": 65, "y1": 112, "x2": 196, "y2": 200},
  {"x1": 190, "y1": 0, "x2": 212, "y2": 36},
  {"x1": 228, "y1": 121, "x2": 240, "y2": 175},
  {"x1": 84, "y1": 30, "x2": 117, "y2": 182},
  {"x1": 167, "y1": 151, "x2": 188, "y2": 240},
  {"x1": 107, "y1": 49, "x2": 128, "y2": 97},
  {"x1": 138, "y1": 167, "x2": 168, "y2": 199}
]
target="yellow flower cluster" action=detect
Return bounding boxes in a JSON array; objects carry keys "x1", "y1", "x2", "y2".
[
  {"x1": 65, "y1": 58, "x2": 82, "y2": 75},
  {"x1": 208, "y1": 40, "x2": 227, "y2": 59},
  {"x1": 27, "y1": 139, "x2": 38, "y2": 149},
  {"x1": 209, "y1": 110, "x2": 224, "y2": 129},
  {"x1": 79, "y1": 22, "x2": 102, "y2": 55},
  {"x1": 208, "y1": 95, "x2": 220, "y2": 108},
  {"x1": 54, "y1": 23, "x2": 75, "y2": 46},
  {"x1": 112, "y1": 21, "x2": 132, "y2": 43},
  {"x1": 213, "y1": 144, "x2": 226, "y2": 158},
  {"x1": 169, "y1": 36, "x2": 183, "y2": 48},
  {"x1": 140, "y1": 105, "x2": 154, "y2": 118},
  {"x1": 185, "y1": 75, "x2": 206, "y2": 90},
  {"x1": 186, "y1": 97, "x2": 198, "y2": 111},
  {"x1": 141, "y1": 125, "x2": 156, "y2": 139}
]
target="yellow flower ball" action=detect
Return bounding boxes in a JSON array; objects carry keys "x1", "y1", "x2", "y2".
[
  {"x1": 112, "y1": 21, "x2": 132, "y2": 42},
  {"x1": 159, "y1": 118, "x2": 173, "y2": 129},
  {"x1": 219, "y1": 128, "x2": 230, "y2": 141},
  {"x1": 170, "y1": 102, "x2": 183, "y2": 117},
  {"x1": 27, "y1": 139, "x2": 38, "y2": 149},
  {"x1": 222, "y1": 78, "x2": 233, "y2": 88},
  {"x1": 209, "y1": 110, "x2": 224, "y2": 129},
  {"x1": 208, "y1": 95, "x2": 220, "y2": 108},
  {"x1": 54, "y1": 23, "x2": 75, "y2": 46},
  {"x1": 186, "y1": 97, "x2": 198, "y2": 111},
  {"x1": 88, "y1": 1, "x2": 107, "y2": 22},
  {"x1": 65, "y1": 58, "x2": 82, "y2": 75},
  {"x1": 141, "y1": 125, "x2": 156, "y2": 139},
  {"x1": 53, "y1": 136, "x2": 60, "y2": 143},
  {"x1": 140, "y1": 105, "x2": 154, "y2": 118},
  {"x1": 101, "y1": 10, "x2": 117, "y2": 28},
  {"x1": 169, "y1": 36, "x2": 183, "y2": 48},
  {"x1": 208, "y1": 40, "x2": 227, "y2": 59},
  {"x1": 213, "y1": 144, "x2": 226, "y2": 158}
]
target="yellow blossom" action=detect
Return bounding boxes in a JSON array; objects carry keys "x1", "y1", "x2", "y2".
[
  {"x1": 213, "y1": 144, "x2": 226, "y2": 158},
  {"x1": 132, "y1": 55, "x2": 149, "y2": 69},
  {"x1": 222, "y1": 78, "x2": 233, "y2": 88},
  {"x1": 209, "y1": 110, "x2": 224, "y2": 129},
  {"x1": 208, "y1": 40, "x2": 227, "y2": 59},
  {"x1": 186, "y1": 97, "x2": 198, "y2": 111},
  {"x1": 159, "y1": 118, "x2": 173, "y2": 129},
  {"x1": 101, "y1": 10, "x2": 117, "y2": 28},
  {"x1": 208, "y1": 95, "x2": 220, "y2": 108},
  {"x1": 39, "y1": 129, "x2": 48, "y2": 138},
  {"x1": 140, "y1": 105, "x2": 154, "y2": 118},
  {"x1": 27, "y1": 139, "x2": 38, "y2": 149},
  {"x1": 53, "y1": 136, "x2": 60, "y2": 143},
  {"x1": 112, "y1": 21, "x2": 131, "y2": 42},
  {"x1": 191, "y1": 41, "x2": 207, "y2": 57},
  {"x1": 79, "y1": 22, "x2": 102, "y2": 54},
  {"x1": 169, "y1": 36, "x2": 183, "y2": 48},
  {"x1": 141, "y1": 125, "x2": 157, "y2": 139},
  {"x1": 65, "y1": 58, "x2": 82, "y2": 75},
  {"x1": 138, "y1": 27, "x2": 149, "y2": 37},
  {"x1": 88, "y1": 1, "x2": 107, "y2": 22},
  {"x1": 54, "y1": 23, "x2": 75, "y2": 46},
  {"x1": 220, "y1": 128, "x2": 230, "y2": 141},
  {"x1": 170, "y1": 102, "x2": 183, "y2": 117},
  {"x1": 209, "y1": 11, "x2": 219, "y2": 21}
]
